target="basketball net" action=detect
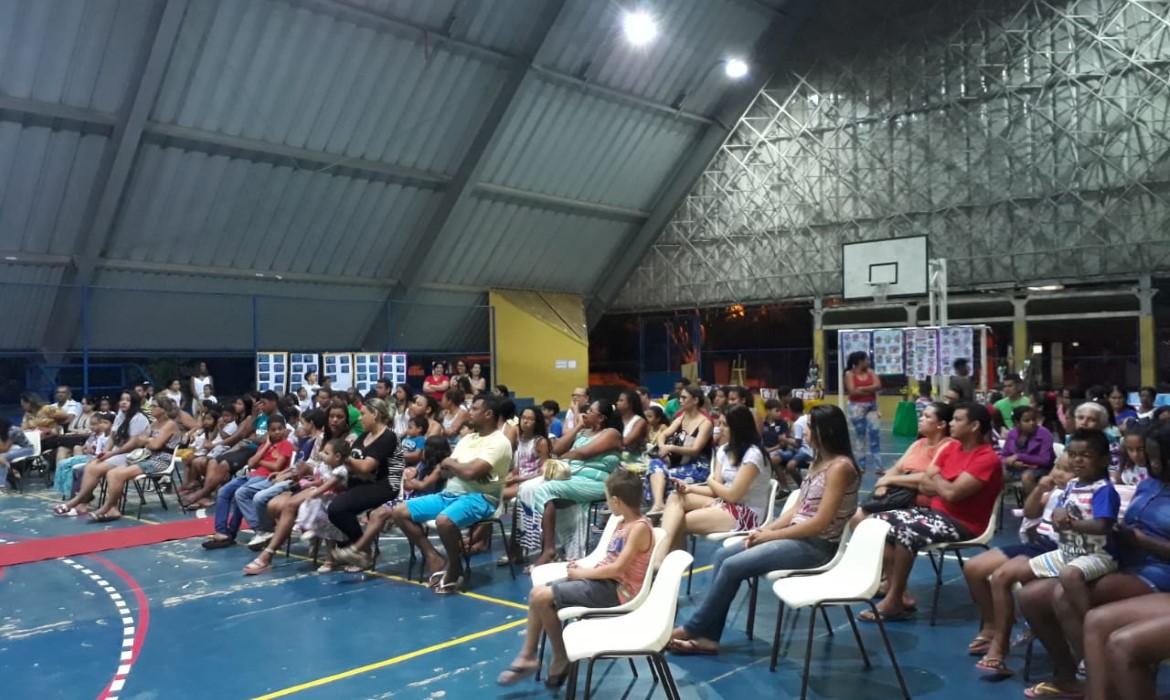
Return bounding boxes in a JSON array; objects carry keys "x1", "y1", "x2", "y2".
[{"x1": 868, "y1": 282, "x2": 890, "y2": 304}]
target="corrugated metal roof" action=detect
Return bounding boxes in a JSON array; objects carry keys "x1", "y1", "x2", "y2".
[
  {"x1": 343, "y1": 0, "x2": 551, "y2": 55},
  {"x1": 153, "y1": 0, "x2": 508, "y2": 176},
  {"x1": 107, "y1": 142, "x2": 440, "y2": 279},
  {"x1": 0, "y1": 0, "x2": 153, "y2": 112},
  {"x1": 480, "y1": 78, "x2": 701, "y2": 211},
  {"x1": 538, "y1": 0, "x2": 776, "y2": 116},
  {"x1": 0, "y1": 264, "x2": 65, "y2": 350},
  {"x1": 418, "y1": 195, "x2": 635, "y2": 293},
  {"x1": 389, "y1": 290, "x2": 491, "y2": 352},
  {"x1": 0, "y1": 121, "x2": 107, "y2": 255}
]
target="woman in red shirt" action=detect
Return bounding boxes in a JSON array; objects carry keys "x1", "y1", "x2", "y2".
[
  {"x1": 844, "y1": 351, "x2": 883, "y2": 474},
  {"x1": 423, "y1": 362, "x2": 450, "y2": 402}
]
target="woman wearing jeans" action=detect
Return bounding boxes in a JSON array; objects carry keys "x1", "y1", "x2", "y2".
[
  {"x1": 668, "y1": 404, "x2": 861, "y2": 655},
  {"x1": 845, "y1": 351, "x2": 882, "y2": 474}
]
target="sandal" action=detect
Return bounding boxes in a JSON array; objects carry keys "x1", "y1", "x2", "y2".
[
  {"x1": 967, "y1": 635, "x2": 993, "y2": 656},
  {"x1": 316, "y1": 562, "x2": 335, "y2": 573},
  {"x1": 975, "y1": 656, "x2": 1014, "y2": 676},
  {"x1": 428, "y1": 570, "x2": 446, "y2": 588},
  {"x1": 87, "y1": 512, "x2": 121, "y2": 524},
  {"x1": 52, "y1": 505, "x2": 80, "y2": 517},
  {"x1": 1023, "y1": 682, "x2": 1084, "y2": 698},
  {"x1": 243, "y1": 555, "x2": 272, "y2": 576},
  {"x1": 496, "y1": 664, "x2": 539, "y2": 686},
  {"x1": 858, "y1": 609, "x2": 913, "y2": 623},
  {"x1": 667, "y1": 638, "x2": 719, "y2": 656},
  {"x1": 434, "y1": 575, "x2": 463, "y2": 595}
]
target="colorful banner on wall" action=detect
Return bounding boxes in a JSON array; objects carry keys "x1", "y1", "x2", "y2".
[
  {"x1": 872, "y1": 330, "x2": 904, "y2": 375},
  {"x1": 322, "y1": 353, "x2": 354, "y2": 392},
  {"x1": 840, "y1": 331, "x2": 872, "y2": 363},
  {"x1": 938, "y1": 326, "x2": 973, "y2": 375},
  {"x1": 381, "y1": 353, "x2": 408, "y2": 386},
  {"x1": 255, "y1": 352, "x2": 289, "y2": 393}
]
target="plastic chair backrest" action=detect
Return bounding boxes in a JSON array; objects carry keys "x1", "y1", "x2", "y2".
[
  {"x1": 971, "y1": 495, "x2": 1002, "y2": 545},
  {"x1": 761, "y1": 479, "x2": 780, "y2": 523},
  {"x1": 835, "y1": 518, "x2": 891, "y2": 599},
  {"x1": 779, "y1": 489, "x2": 801, "y2": 520},
  {"x1": 623, "y1": 549, "x2": 693, "y2": 649},
  {"x1": 23, "y1": 430, "x2": 41, "y2": 454},
  {"x1": 579, "y1": 515, "x2": 623, "y2": 568},
  {"x1": 1052, "y1": 442, "x2": 1065, "y2": 459}
]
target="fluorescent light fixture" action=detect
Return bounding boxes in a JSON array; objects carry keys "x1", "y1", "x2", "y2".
[
  {"x1": 3, "y1": 256, "x2": 16, "y2": 261},
  {"x1": 1027, "y1": 284, "x2": 1064, "y2": 291},
  {"x1": 1032, "y1": 343, "x2": 1043, "y2": 355},
  {"x1": 724, "y1": 58, "x2": 749, "y2": 79},
  {"x1": 1072, "y1": 341, "x2": 1080, "y2": 348},
  {"x1": 622, "y1": 10, "x2": 658, "y2": 46}
]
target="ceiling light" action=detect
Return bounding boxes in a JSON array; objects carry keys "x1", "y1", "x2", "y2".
[
  {"x1": 1031, "y1": 343, "x2": 1043, "y2": 355},
  {"x1": 3, "y1": 256, "x2": 16, "y2": 261},
  {"x1": 622, "y1": 10, "x2": 658, "y2": 46},
  {"x1": 724, "y1": 58, "x2": 749, "y2": 79},
  {"x1": 1026, "y1": 284, "x2": 1063, "y2": 292}
]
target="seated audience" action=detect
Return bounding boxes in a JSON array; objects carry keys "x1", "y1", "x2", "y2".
[
  {"x1": 668, "y1": 404, "x2": 860, "y2": 655},
  {"x1": 760, "y1": 399, "x2": 790, "y2": 486},
  {"x1": 854, "y1": 402, "x2": 955, "y2": 525},
  {"x1": 647, "y1": 385, "x2": 713, "y2": 514},
  {"x1": 995, "y1": 378, "x2": 1031, "y2": 430},
  {"x1": 53, "y1": 412, "x2": 114, "y2": 498},
  {"x1": 516, "y1": 401, "x2": 623, "y2": 567},
  {"x1": 52, "y1": 391, "x2": 151, "y2": 515},
  {"x1": 181, "y1": 394, "x2": 265, "y2": 509},
  {"x1": 1108, "y1": 385, "x2": 1139, "y2": 431},
  {"x1": 201, "y1": 413, "x2": 295, "y2": 548},
  {"x1": 440, "y1": 388, "x2": 468, "y2": 448},
  {"x1": 971, "y1": 431, "x2": 1116, "y2": 675},
  {"x1": 325, "y1": 399, "x2": 403, "y2": 557},
  {"x1": 1019, "y1": 421, "x2": 1170, "y2": 699},
  {"x1": 383, "y1": 395, "x2": 512, "y2": 593},
  {"x1": 865, "y1": 403, "x2": 1002, "y2": 621},
  {"x1": 657, "y1": 404, "x2": 771, "y2": 566},
  {"x1": 1114, "y1": 426, "x2": 1149, "y2": 486},
  {"x1": 780, "y1": 397, "x2": 814, "y2": 487},
  {"x1": 542, "y1": 400, "x2": 563, "y2": 439},
  {"x1": 645, "y1": 404, "x2": 666, "y2": 450},
  {"x1": 616, "y1": 388, "x2": 647, "y2": 453},
  {"x1": 0, "y1": 417, "x2": 35, "y2": 492},
  {"x1": 1135, "y1": 386, "x2": 1157, "y2": 422},
  {"x1": 1002, "y1": 405, "x2": 1056, "y2": 494},
  {"x1": 497, "y1": 469, "x2": 653, "y2": 688}
]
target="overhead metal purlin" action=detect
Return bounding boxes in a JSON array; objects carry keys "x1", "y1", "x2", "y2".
[{"x1": 612, "y1": 0, "x2": 1170, "y2": 312}]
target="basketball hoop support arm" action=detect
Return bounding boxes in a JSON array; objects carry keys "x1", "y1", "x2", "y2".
[{"x1": 927, "y1": 258, "x2": 948, "y2": 328}]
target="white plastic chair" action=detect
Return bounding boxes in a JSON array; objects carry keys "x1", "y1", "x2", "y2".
[
  {"x1": 408, "y1": 497, "x2": 515, "y2": 584},
  {"x1": 924, "y1": 494, "x2": 1001, "y2": 625},
  {"x1": 770, "y1": 519, "x2": 911, "y2": 700},
  {"x1": 9, "y1": 430, "x2": 45, "y2": 492},
  {"x1": 127, "y1": 450, "x2": 183, "y2": 519},
  {"x1": 531, "y1": 514, "x2": 623, "y2": 589},
  {"x1": 685, "y1": 479, "x2": 780, "y2": 594},
  {"x1": 536, "y1": 525, "x2": 667, "y2": 680},
  {"x1": 560, "y1": 549, "x2": 694, "y2": 700}
]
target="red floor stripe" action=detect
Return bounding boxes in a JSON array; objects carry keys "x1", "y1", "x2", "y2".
[
  {"x1": 88, "y1": 554, "x2": 151, "y2": 700},
  {"x1": 0, "y1": 517, "x2": 213, "y2": 567}
]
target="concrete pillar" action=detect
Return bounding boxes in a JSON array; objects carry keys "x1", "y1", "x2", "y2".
[
  {"x1": 1012, "y1": 297, "x2": 1029, "y2": 374},
  {"x1": 1139, "y1": 275, "x2": 1158, "y2": 387}
]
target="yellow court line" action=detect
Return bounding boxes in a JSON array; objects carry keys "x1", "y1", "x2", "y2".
[
  {"x1": 249, "y1": 618, "x2": 527, "y2": 700},
  {"x1": 19, "y1": 489, "x2": 165, "y2": 524}
]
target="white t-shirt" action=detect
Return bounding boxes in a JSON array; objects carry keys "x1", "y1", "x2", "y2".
[
  {"x1": 793, "y1": 415, "x2": 814, "y2": 457},
  {"x1": 715, "y1": 444, "x2": 771, "y2": 516},
  {"x1": 57, "y1": 399, "x2": 82, "y2": 418}
]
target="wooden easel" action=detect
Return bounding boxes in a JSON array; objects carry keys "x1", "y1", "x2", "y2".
[{"x1": 730, "y1": 356, "x2": 747, "y2": 386}]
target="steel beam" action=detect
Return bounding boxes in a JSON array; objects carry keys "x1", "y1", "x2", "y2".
[
  {"x1": 475, "y1": 182, "x2": 650, "y2": 222},
  {"x1": 41, "y1": 0, "x2": 188, "y2": 355},
  {"x1": 295, "y1": 0, "x2": 714, "y2": 126},
  {"x1": 354, "y1": 0, "x2": 571, "y2": 349},
  {"x1": 97, "y1": 258, "x2": 395, "y2": 288},
  {"x1": 0, "y1": 94, "x2": 118, "y2": 131},
  {"x1": 588, "y1": 1, "x2": 816, "y2": 322}
]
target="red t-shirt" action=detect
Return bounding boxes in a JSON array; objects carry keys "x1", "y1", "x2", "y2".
[
  {"x1": 424, "y1": 374, "x2": 449, "y2": 402},
  {"x1": 251, "y1": 438, "x2": 295, "y2": 478},
  {"x1": 929, "y1": 442, "x2": 1002, "y2": 536}
]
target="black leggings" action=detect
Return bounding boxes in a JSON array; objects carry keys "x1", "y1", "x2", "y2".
[{"x1": 327, "y1": 481, "x2": 399, "y2": 543}]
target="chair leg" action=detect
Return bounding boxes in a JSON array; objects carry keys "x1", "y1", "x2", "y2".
[
  {"x1": 565, "y1": 660, "x2": 579, "y2": 700},
  {"x1": 496, "y1": 519, "x2": 516, "y2": 580},
  {"x1": 154, "y1": 478, "x2": 169, "y2": 511},
  {"x1": 537, "y1": 631, "x2": 546, "y2": 681},
  {"x1": 686, "y1": 535, "x2": 696, "y2": 595},
  {"x1": 1023, "y1": 635, "x2": 1034, "y2": 681},
  {"x1": 822, "y1": 607, "x2": 833, "y2": 635},
  {"x1": 746, "y1": 576, "x2": 758, "y2": 639},
  {"x1": 800, "y1": 603, "x2": 819, "y2": 700},
  {"x1": 654, "y1": 653, "x2": 682, "y2": 700},
  {"x1": 863, "y1": 601, "x2": 911, "y2": 700},
  {"x1": 843, "y1": 606, "x2": 870, "y2": 668},
  {"x1": 583, "y1": 658, "x2": 596, "y2": 700},
  {"x1": 929, "y1": 551, "x2": 945, "y2": 626},
  {"x1": 646, "y1": 656, "x2": 659, "y2": 682},
  {"x1": 770, "y1": 599, "x2": 786, "y2": 671},
  {"x1": 627, "y1": 657, "x2": 638, "y2": 678}
]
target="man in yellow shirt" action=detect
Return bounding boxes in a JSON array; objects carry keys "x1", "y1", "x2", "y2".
[{"x1": 391, "y1": 395, "x2": 513, "y2": 595}]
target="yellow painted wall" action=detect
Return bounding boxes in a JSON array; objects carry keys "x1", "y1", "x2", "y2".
[
  {"x1": 1140, "y1": 315, "x2": 1156, "y2": 386},
  {"x1": 489, "y1": 289, "x2": 588, "y2": 403}
]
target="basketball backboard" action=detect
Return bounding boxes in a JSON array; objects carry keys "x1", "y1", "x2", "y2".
[{"x1": 841, "y1": 235, "x2": 928, "y2": 300}]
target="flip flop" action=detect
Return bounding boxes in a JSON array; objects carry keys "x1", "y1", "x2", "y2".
[
  {"x1": 434, "y1": 576, "x2": 463, "y2": 596},
  {"x1": 52, "y1": 505, "x2": 80, "y2": 517},
  {"x1": 975, "y1": 656, "x2": 1015, "y2": 677},
  {"x1": 496, "y1": 664, "x2": 539, "y2": 686},
  {"x1": 967, "y1": 635, "x2": 993, "y2": 656},
  {"x1": 858, "y1": 609, "x2": 913, "y2": 623},
  {"x1": 1023, "y1": 682, "x2": 1084, "y2": 698},
  {"x1": 668, "y1": 638, "x2": 719, "y2": 656},
  {"x1": 86, "y1": 512, "x2": 121, "y2": 524}
]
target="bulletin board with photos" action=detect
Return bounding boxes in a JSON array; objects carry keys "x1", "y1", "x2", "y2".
[
  {"x1": 835, "y1": 325, "x2": 989, "y2": 406},
  {"x1": 257, "y1": 351, "x2": 410, "y2": 396},
  {"x1": 255, "y1": 352, "x2": 289, "y2": 393}
]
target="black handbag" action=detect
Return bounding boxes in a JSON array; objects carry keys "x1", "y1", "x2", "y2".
[{"x1": 860, "y1": 485, "x2": 918, "y2": 514}]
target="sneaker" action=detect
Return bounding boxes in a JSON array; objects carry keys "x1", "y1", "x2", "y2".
[{"x1": 247, "y1": 531, "x2": 274, "y2": 551}]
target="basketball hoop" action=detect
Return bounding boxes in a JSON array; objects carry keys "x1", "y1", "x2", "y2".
[{"x1": 867, "y1": 281, "x2": 890, "y2": 304}]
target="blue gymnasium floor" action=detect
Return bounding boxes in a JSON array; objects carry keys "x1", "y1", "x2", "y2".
[{"x1": 2, "y1": 431, "x2": 1067, "y2": 700}]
